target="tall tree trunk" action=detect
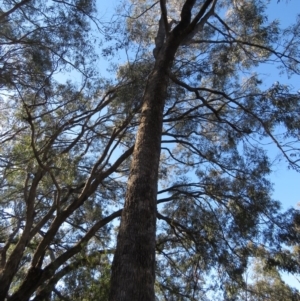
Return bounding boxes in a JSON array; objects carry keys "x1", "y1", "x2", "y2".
[
  {"x1": 109, "y1": 1, "x2": 214, "y2": 299},
  {"x1": 108, "y1": 47, "x2": 177, "y2": 301},
  {"x1": 108, "y1": 26, "x2": 187, "y2": 300}
]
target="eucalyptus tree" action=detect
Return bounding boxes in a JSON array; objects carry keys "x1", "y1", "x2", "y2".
[
  {"x1": 231, "y1": 257, "x2": 300, "y2": 301},
  {"x1": 0, "y1": 1, "x2": 131, "y2": 300},
  {"x1": 0, "y1": 0, "x2": 300, "y2": 301},
  {"x1": 107, "y1": 0, "x2": 300, "y2": 300}
]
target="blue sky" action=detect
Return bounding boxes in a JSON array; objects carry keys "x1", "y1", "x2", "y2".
[{"x1": 262, "y1": 0, "x2": 300, "y2": 210}]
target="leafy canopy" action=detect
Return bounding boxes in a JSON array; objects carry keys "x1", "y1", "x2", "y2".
[{"x1": 0, "y1": 0, "x2": 300, "y2": 300}]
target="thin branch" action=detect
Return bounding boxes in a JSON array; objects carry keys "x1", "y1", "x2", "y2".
[
  {"x1": 0, "y1": 0, "x2": 31, "y2": 22},
  {"x1": 124, "y1": 1, "x2": 159, "y2": 20}
]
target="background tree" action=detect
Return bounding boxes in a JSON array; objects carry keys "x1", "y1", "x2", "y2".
[
  {"x1": 0, "y1": 0, "x2": 300, "y2": 300},
  {"x1": 0, "y1": 1, "x2": 132, "y2": 300},
  {"x1": 229, "y1": 257, "x2": 300, "y2": 301}
]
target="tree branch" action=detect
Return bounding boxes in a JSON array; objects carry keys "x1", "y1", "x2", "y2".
[{"x1": 0, "y1": 0, "x2": 31, "y2": 22}]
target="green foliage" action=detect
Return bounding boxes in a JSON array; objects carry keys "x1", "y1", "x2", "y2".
[
  {"x1": 0, "y1": 0, "x2": 300, "y2": 300},
  {"x1": 237, "y1": 259, "x2": 300, "y2": 301}
]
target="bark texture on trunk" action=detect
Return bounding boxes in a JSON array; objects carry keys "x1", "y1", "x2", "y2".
[
  {"x1": 108, "y1": 1, "x2": 216, "y2": 299},
  {"x1": 109, "y1": 38, "x2": 180, "y2": 301}
]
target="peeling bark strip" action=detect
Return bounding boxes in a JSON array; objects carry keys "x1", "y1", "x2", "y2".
[{"x1": 109, "y1": 1, "x2": 215, "y2": 300}]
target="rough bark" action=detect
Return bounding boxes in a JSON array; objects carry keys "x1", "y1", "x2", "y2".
[
  {"x1": 109, "y1": 1, "x2": 215, "y2": 300},
  {"x1": 109, "y1": 51, "x2": 173, "y2": 301}
]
